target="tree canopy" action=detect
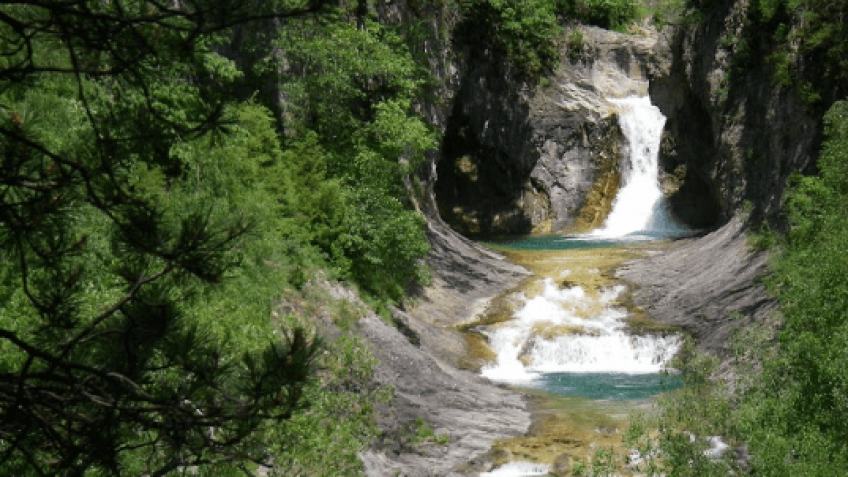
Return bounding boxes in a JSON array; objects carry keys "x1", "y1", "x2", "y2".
[{"x1": 0, "y1": 1, "x2": 427, "y2": 475}]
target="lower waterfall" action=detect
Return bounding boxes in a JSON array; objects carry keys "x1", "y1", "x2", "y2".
[
  {"x1": 480, "y1": 277, "x2": 680, "y2": 385},
  {"x1": 479, "y1": 96, "x2": 682, "y2": 391}
]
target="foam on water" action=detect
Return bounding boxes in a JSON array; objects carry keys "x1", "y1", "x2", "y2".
[
  {"x1": 480, "y1": 279, "x2": 680, "y2": 384},
  {"x1": 479, "y1": 95, "x2": 683, "y2": 392},
  {"x1": 479, "y1": 462, "x2": 551, "y2": 477},
  {"x1": 591, "y1": 96, "x2": 684, "y2": 240}
]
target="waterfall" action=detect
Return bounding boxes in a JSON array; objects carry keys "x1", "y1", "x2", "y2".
[
  {"x1": 591, "y1": 96, "x2": 683, "y2": 239},
  {"x1": 477, "y1": 95, "x2": 682, "y2": 389},
  {"x1": 480, "y1": 462, "x2": 551, "y2": 477},
  {"x1": 480, "y1": 279, "x2": 680, "y2": 383}
]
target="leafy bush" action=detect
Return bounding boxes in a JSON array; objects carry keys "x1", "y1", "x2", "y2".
[
  {"x1": 0, "y1": 2, "x2": 430, "y2": 474},
  {"x1": 558, "y1": 0, "x2": 640, "y2": 30},
  {"x1": 738, "y1": 99, "x2": 848, "y2": 475},
  {"x1": 567, "y1": 28, "x2": 586, "y2": 59},
  {"x1": 641, "y1": 100, "x2": 848, "y2": 476},
  {"x1": 268, "y1": 17, "x2": 435, "y2": 303},
  {"x1": 754, "y1": 0, "x2": 848, "y2": 102},
  {"x1": 457, "y1": 0, "x2": 562, "y2": 78}
]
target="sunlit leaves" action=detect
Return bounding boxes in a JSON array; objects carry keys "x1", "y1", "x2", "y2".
[{"x1": 740, "y1": 100, "x2": 848, "y2": 475}]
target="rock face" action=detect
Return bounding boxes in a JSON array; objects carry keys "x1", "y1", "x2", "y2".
[
  {"x1": 650, "y1": 0, "x2": 825, "y2": 227},
  {"x1": 339, "y1": 0, "x2": 845, "y2": 472},
  {"x1": 358, "y1": 312, "x2": 530, "y2": 477},
  {"x1": 618, "y1": 0, "x2": 843, "y2": 367},
  {"x1": 617, "y1": 218, "x2": 775, "y2": 358},
  {"x1": 435, "y1": 26, "x2": 678, "y2": 236}
]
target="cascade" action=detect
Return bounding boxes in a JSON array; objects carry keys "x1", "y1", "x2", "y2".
[
  {"x1": 480, "y1": 278, "x2": 680, "y2": 384},
  {"x1": 592, "y1": 96, "x2": 683, "y2": 239},
  {"x1": 478, "y1": 96, "x2": 682, "y2": 390}
]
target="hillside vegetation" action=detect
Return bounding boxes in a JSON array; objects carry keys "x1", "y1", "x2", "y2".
[
  {"x1": 628, "y1": 0, "x2": 848, "y2": 473},
  {"x1": 2, "y1": 0, "x2": 844, "y2": 475},
  {"x1": 0, "y1": 0, "x2": 651, "y2": 475}
]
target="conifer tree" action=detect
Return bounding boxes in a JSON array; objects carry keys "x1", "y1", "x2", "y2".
[{"x1": 0, "y1": 1, "x2": 331, "y2": 474}]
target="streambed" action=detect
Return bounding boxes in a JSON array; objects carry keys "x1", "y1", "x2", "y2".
[
  {"x1": 477, "y1": 235, "x2": 683, "y2": 400},
  {"x1": 464, "y1": 96, "x2": 691, "y2": 474},
  {"x1": 465, "y1": 237, "x2": 685, "y2": 475}
]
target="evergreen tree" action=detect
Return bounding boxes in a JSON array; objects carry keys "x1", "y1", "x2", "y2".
[{"x1": 0, "y1": 1, "x2": 332, "y2": 474}]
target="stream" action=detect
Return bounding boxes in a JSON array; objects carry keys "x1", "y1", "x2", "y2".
[{"x1": 474, "y1": 96, "x2": 688, "y2": 476}]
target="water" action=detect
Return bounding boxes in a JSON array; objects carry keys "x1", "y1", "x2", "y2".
[
  {"x1": 591, "y1": 96, "x2": 685, "y2": 240},
  {"x1": 478, "y1": 96, "x2": 684, "y2": 401},
  {"x1": 530, "y1": 372, "x2": 682, "y2": 400},
  {"x1": 480, "y1": 462, "x2": 551, "y2": 477},
  {"x1": 487, "y1": 235, "x2": 629, "y2": 251},
  {"x1": 479, "y1": 278, "x2": 681, "y2": 387}
]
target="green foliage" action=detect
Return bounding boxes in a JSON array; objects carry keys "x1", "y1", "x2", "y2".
[
  {"x1": 0, "y1": 19, "x2": 320, "y2": 477},
  {"x1": 627, "y1": 338, "x2": 739, "y2": 476},
  {"x1": 558, "y1": 0, "x2": 640, "y2": 30},
  {"x1": 270, "y1": 332, "x2": 389, "y2": 476},
  {"x1": 457, "y1": 0, "x2": 562, "y2": 78},
  {"x1": 408, "y1": 416, "x2": 450, "y2": 445},
  {"x1": 646, "y1": 0, "x2": 685, "y2": 28},
  {"x1": 748, "y1": 221, "x2": 779, "y2": 251},
  {"x1": 591, "y1": 447, "x2": 618, "y2": 476},
  {"x1": 572, "y1": 447, "x2": 618, "y2": 476},
  {"x1": 0, "y1": 1, "x2": 430, "y2": 475},
  {"x1": 647, "y1": 100, "x2": 848, "y2": 476},
  {"x1": 755, "y1": 0, "x2": 848, "y2": 101},
  {"x1": 737, "y1": 99, "x2": 848, "y2": 475},
  {"x1": 266, "y1": 15, "x2": 435, "y2": 302},
  {"x1": 572, "y1": 458, "x2": 590, "y2": 475},
  {"x1": 567, "y1": 28, "x2": 586, "y2": 59}
]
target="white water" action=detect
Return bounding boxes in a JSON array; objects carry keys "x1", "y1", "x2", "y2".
[
  {"x1": 591, "y1": 96, "x2": 683, "y2": 239},
  {"x1": 480, "y1": 279, "x2": 680, "y2": 383},
  {"x1": 480, "y1": 462, "x2": 551, "y2": 477},
  {"x1": 479, "y1": 95, "x2": 683, "y2": 386}
]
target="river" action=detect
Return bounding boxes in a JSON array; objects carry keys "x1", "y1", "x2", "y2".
[{"x1": 473, "y1": 96, "x2": 689, "y2": 476}]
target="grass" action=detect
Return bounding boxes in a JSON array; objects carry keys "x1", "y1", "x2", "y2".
[{"x1": 410, "y1": 416, "x2": 451, "y2": 446}]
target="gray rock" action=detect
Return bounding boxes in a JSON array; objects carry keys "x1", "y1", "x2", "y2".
[
  {"x1": 434, "y1": 26, "x2": 674, "y2": 235},
  {"x1": 358, "y1": 313, "x2": 530, "y2": 477},
  {"x1": 617, "y1": 217, "x2": 776, "y2": 370},
  {"x1": 551, "y1": 452, "x2": 573, "y2": 476},
  {"x1": 650, "y1": 0, "x2": 830, "y2": 226}
]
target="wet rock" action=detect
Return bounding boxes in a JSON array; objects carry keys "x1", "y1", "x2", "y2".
[
  {"x1": 651, "y1": 0, "x2": 829, "y2": 225},
  {"x1": 435, "y1": 26, "x2": 673, "y2": 236},
  {"x1": 359, "y1": 298, "x2": 531, "y2": 476},
  {"x1": 551, "y1": 452, "x2": 574, "y2": 476},
  {"x1": 594, "y1": 425, "x2": 619, "y2": 435},
  {"x1": 617, "y1": 217, "x2": 776, "y2": 373}
]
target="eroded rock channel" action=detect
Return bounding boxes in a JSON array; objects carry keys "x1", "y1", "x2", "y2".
[{"x1": 358, "y1": 20, "x2": 781, "y2": 477}]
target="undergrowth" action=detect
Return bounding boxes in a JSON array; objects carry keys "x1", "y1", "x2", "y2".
[{"x1": 636, "y1": 100, "x2": 848, "y2": 475}]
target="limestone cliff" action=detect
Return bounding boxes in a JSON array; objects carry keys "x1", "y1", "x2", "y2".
[
  {"x1": 434, "y1": 26, "x2": 680, "y2": 236},
  {"x1": 650, "y1": 0, "x2": 831, "y2": 226},
  {"x1": 619, "y1": 0, "x2": 844, "y2": 363}
]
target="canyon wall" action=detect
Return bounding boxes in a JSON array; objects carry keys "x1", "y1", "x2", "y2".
[
  {"x1": 434, "y1": 26, "x2": 680, "y2": 236},
  {"x1": 651, "y1": 0, "x2": 822, "y2": 228},
  {"x1": 620, "y1": 0, "x2": 844, "y2": 360},
  {"x1": 344, "y1": 0, "x2": 842, "y2": 472}
]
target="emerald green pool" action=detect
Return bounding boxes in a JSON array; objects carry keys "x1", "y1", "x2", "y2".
[
  {"x1": 481, "y1": 235, "x2": 684, "y2": 401},
  {"x1": 529, "y1": 372, "x2": 683, "y2": 400},
  {"x1": 486, "y1": 235, "x2": 625, "y2": 251}
]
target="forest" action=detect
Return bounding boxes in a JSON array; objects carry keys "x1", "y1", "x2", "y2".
[{"x1": 0, "y1": 0, "x2": 846, "y2": 475}]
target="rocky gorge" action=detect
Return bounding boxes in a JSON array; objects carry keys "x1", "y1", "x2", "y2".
[
  {"x1": 344, "y1": 0, "x2": 842, "y2": 475},
  {"x1": 2, "y1": 1, "x2": 843, "y2": 475}
]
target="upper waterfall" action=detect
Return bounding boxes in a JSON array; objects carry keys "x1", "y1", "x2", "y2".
[{"x1": 591, "y1": 96, "x2": 683, "y2": 239}]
